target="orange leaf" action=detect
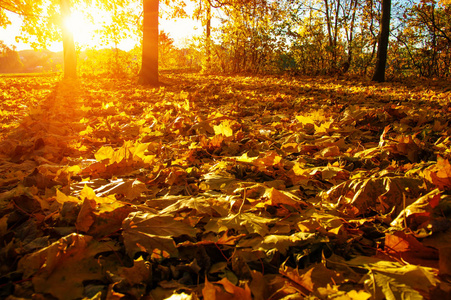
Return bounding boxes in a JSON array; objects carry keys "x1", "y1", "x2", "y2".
[
  {"x1": 75, "y1": 198, "x2": 96, "y2": 232},
  {"x1": 202, "y1": 277, "x2": 252, "y2": 300},
  {"x1": 425, "y1": 157, "x2": 451, "y2": 190},
  {"x1": 264, "y1": 187, "x2": 306, "y2": 208},
  {"x1": 280, "y1": 262, "x2": 343, "y2": 293},
  {"x1": 385, "y1": 231, "x2": 439, "y2": 267}
]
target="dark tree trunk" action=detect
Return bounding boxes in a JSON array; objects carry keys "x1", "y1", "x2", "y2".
[
  {"x1": 139, "y1": 0, "x2": 159, "y2": 85},
  {"x1": 60, "y1": 0, "x2": 77, "y2": 79},
  {"x1": 205, "y1": 3, "x2": 211, "y2": 71},
  {"x1": 372, "y1": 0, "x2": 391, "y2": 82}
]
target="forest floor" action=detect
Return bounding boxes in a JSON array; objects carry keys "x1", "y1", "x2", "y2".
[{"x1": 1, "y1": 72, "x2": 451, "y2": 299}]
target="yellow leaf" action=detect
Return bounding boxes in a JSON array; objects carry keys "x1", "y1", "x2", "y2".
[
  {"x1": 80, "y1": 184, "x2": 97, "y2": 201},
  {"x1": 315, "y1": 120, "x2": 333, "y2": 133},
  {"x1": 65, "y1": 165, "x2": 81, "y2": 175},
  {"x1": 292, "y1": 163, "x2": 309, "y2": 177},
  {"x1": 346, "y1": 290, "x2": 371, "y2": 300},
  {"x1": 214, "y1": 120, "x2": 234, "y2": 137},
  {"x1": 296, "y1": 115, "x2": 315, "y2": 125},
  {"x1": 281, "y1": 142, "x2": 299, "y2": 154},
  {"x1": 79, "y1": 125, "x2": 93, "y2": 136},
  {"x1": 56, "y1": 189, "x2": 80, "y2": 204},
  {"x1": 236, "y1": 152, "x2": 257, "y2": 163},
  {"x1": 94, "y1": 146, "x2": 115, "y2": 162}
]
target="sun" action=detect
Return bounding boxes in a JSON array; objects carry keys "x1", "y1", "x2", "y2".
[
  {"x1": 62, "y1": 8, "x2": 139, "y2": 50},
  {"x1": 59, "y1": 4, "x2": 201, "y2": 51},
  {"x1": 63, "y1": 10, "x2": 97, "y2": 48}
]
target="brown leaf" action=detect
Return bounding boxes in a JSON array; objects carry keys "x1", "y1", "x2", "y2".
[
  {"x1": 317, "y1": 145, "x2": 341, "y2": 158},
  {"x1": 323, "y1": 176, "x2": 427, "y2": 217},
  {"x1": 122, "y1": 212, "x2": 196, "y2": 257},
  {"x1": 249, "y1": 270, "x2": 269, "y2": 300},
  {"x1": 390, "y1": 188, "x2": 441, "y2": 231},
  {"x1": 384, "y1": 231, "x2": 439, "y2": 267},
  {"x1": 264, "y1": 187, "x2": 307, "y2": 208},
  {"x1": 280, "y1": 262, "x2": 344, "y2": 293},
  {"x1": 94, "y1": 178, "x2": 148, "y2": 200},
  {"x1": 439, "y1": 247, "x2": 451, "y2": 276},
  {"x1": 424, "y1": 157, "x2": 451, "y2": 190},
  {"x1": 347, "y1": 257, "x2": 438, "y2": 300},
  {"x1": 202, "y1": 277, "x2": 252, "y2": 300},
  {"x1": 75, "y1": 198, "x2": 96, "y2": 232},
  {"x1": 119, "y1": 258, "x2": 152, "y2": 285},
  {"x1": 17, "y1": 234, "x2": 118, "y2": 300},
  {"x1": 89, "y1": 204, "x2": 135, "y2": 237}
]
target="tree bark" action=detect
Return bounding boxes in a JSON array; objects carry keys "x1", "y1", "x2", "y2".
[
  {"x1": 139, "y1": 0, "x2": 159, "y2": 86},
  {"x1": 372, "y1": 0, "x2": 391, "y2": 82},
  {"x1": 60, "y1": 0, "x2": 77, "y2": 79},
  {"x1": 205, "y1": 2, "x2": 211, "y2": 72}
]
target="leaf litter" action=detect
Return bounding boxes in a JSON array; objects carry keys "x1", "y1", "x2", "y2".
[{"x1": 0, "y1": 73, "x2": 451, "y2": 299}]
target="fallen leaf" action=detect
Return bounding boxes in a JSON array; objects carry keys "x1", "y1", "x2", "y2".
[
  {"x1": 424, "y1": 157, "x2": 451, "y2": 190},
  {"x1": 202, "y1": 277, "x2": 252, "y2": 300},
  {"x1": 17, "y1": 234, "x2": 118, "y2": 300},
  {"x1": 122, "y1": 212, "x2": 196, "y2": 257}
]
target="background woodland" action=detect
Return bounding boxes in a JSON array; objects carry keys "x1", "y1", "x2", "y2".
[{"x1": 0, "y1": 0, "x2": 450, "y2": 80}]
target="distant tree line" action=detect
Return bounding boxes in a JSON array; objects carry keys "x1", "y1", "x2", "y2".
[
  {"x1": 199, "y1": 0, "x2": 449, "y2": 79},
  {"x1": 0, "y1": 42, "x2": 22, "y2": 72},
  {"x1": 1, "y1": 0, "x2": 449, "y2": 82}
]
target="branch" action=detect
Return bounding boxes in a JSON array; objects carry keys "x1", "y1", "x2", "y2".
[{"x1": 0, "y1": 3, "x2": 47, "y2": 19}]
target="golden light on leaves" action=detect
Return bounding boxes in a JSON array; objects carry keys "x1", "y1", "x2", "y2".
[{"x1": 2, "y1": 74, "x2": 451, "y2": 299}]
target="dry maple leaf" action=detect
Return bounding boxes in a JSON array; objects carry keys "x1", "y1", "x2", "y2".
[
  {"x1": 202, "y1": 277, "x2": 252, "y2": 300},
  {"x1": 122, "y1": 212, "x2": 196, "y2": 258},
  {"x1": 323, "y1": 176, "x2": 427, "y2": 217},
  {"x1": 17, "y1": 234, "x2": 118, "y2": 300},
  {"x1": 424, "y1": 157, "x2": 451, "y2": 190},
  {"x1": 280, "y1": 262, "x2": 344, "y2": 293},
  {"x1": 346, "y1": 257, "x2": 438, "y2": 300},
  {"x1": 384, "y1": 231, "x2": 439, "y2": 267}
]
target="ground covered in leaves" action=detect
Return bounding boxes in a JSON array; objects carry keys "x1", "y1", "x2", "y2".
[{"x1": 1, "y1": 72, "x2": 451, "y2": 299}]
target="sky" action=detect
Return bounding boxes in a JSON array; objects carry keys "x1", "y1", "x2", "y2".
[{"x1": 0, "y1": 7, "x2": 202, "y2": 52}]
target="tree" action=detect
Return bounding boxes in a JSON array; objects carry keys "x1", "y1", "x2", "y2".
[
  {"x1": 0, "y1": 0, "x2": 77, "y2": 78},
  {"x1": 0, "y1": 1, "x2": 38, "y2": 24},
  {"x1": 159, "y1": 30, "x2": 174, "y2": 68},
  {"x1": 372, "y1": 0, "x2": 391, "y2": 82},
  {"x1": 0, "y1": 41, "x2": 23, "y2": 72},
  {"x1": 205, "y1": 1, "x2": 211, "y2": 71},
  {"x1": 60, "y1": 0, "x2": 77, "y2": 78},
  {"x1": 138, "y1": 0, "x2": 159, "y2": 85},
  {"x1": 193, "y1": 0, "x2": 216, "y2": 72},
  {"x1": 400, "y1": 0, "x2": 451, "y2": 77}
]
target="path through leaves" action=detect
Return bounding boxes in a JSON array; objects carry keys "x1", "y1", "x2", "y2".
[{"x1": 1, "y1": 73, "x2": 451, "y2": 299}]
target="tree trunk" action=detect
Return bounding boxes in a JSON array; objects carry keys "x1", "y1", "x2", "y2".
[
  {"x1": 60, "y1": 0, "x2": 77, "y2": 79},
  {"x1": 205, "y1": 3, "x2": 211, "y2": 72},
  {"x1": 139, "y1": 0, "x2": 159, "y2": 86},
  {"x1": 324, "y1": 0, "x2": 334, "y2": 49},
  {"x1": 333, "y1": 0, "x2": 340, "y2": 65},
  {"x1": 372, "y1": 0, "x2": 391, "y2": 82}
]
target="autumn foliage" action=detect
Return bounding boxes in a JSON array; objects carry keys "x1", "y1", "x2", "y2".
[{"x1": 0, "y1": 73, "x2": 451, "y2": 299}]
